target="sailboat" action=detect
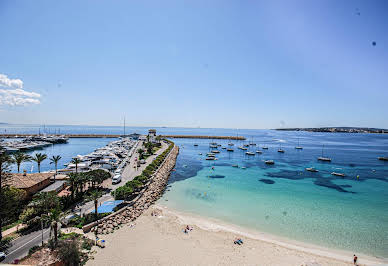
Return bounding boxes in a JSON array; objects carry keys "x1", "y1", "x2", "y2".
[
  {"x1": 317, "y1": 144, "x2": 331, "y2": 162},
  {"x1": 278, "y1": 143, "x2": 285, "y2": 153},
  {"x1": 295, "y1": 138, "x2": 303, "y2": 150}
]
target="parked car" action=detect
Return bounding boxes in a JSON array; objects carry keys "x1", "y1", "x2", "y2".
[
  {"x1": 112, "y1": 174, "x2": 122, "y2": 184},
  {"x1": 0, "y1": 252, "x2": 6, "y2": 261},
  {"x1": 140, "y1": 159, "x2": 146, "y2": 164}
]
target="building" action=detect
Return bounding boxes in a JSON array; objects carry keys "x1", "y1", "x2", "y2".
[
  {"x1": 148, "y1": 129, "x2": 157, "y2": 143},
  {"x1": 5, "y1": 172, "x2": 55, "y2": 198}
]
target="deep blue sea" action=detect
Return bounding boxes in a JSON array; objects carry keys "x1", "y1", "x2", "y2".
[{"x1": 1, "y1": 125, "x2": 387, "y2": 257}]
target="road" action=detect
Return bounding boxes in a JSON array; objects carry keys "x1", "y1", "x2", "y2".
[{"x1": 2, "y1": 228, "x2": 50, "y2": 264}]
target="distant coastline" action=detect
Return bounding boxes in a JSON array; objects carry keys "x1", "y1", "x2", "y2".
[{"x1": 276, "y1": 127, "x2": 388, "y2": 134}]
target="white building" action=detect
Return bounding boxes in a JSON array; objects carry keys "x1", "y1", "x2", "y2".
[{"x1": 148, "y1": 129, "x2": 157, "y2": 143}]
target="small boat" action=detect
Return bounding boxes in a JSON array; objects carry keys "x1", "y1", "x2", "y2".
[
  {"x1": 278, "y1": 144, "x2": 285, "y2": 153},
  {"x1": 206, "y1": 157, "x2": 215, "y2": 160},
  {"x1": 228, "y1": 143, "x2": 234, "y2": 146},
  {"x1": 227, "y1": 148, "x2": 234, "y2": 152},
  {"x1": 256, "y1": 150, "x2": 262, "y2": 154},
  {"x1": 318, "y1": 157, "x2": 331, "y2": 162},
  {"x1": 262, "y1": 146, "x2": 268, "y2": 150},
  {"x1": 241, "y1": 166, "x2": 246, "y2": 169},
  {"x1": 194, "y1": 144, "x2": 198, "y2": 147},
  {"x1": 295, "y1": 138, "x2": 303, "y2": 150},
  {"x1": 306, "y1": 167, "x2": 319, "y2": 172},
  {"x1": 243, "y1": 144, "x2": 249, "y2": 147},
  {"x1": 212, "y1": 150, "x2": 220, "y2": 153},
  {"x1": 222, "y1": 147, "x2": 226, "y2": 149},
  {"x1": 210, "y1": 144, "x2": 218, "y2": 148},
  {"x1": 198, "y1": 153, "x2": 202, "y2": 155},
  {"x1": 378, "y1": 157, "x2": 388, "y2": 161},
  {"x1": 245, "y1": 152, "x2": 255, "y2": 155},
  {"x1": 249, "y1": 143, "x2": 256, "y2": 146},
  {"x1": 318, "y1": 144, "x2": 331, "y2": 162},
  {"x1": 265, "y1": 160, "x2": 274, "y2": 165},
  {"x1": 241, "y1": 147, "x2": 248, "y2": 150},
  {"x1": 232, "y1": 165, "x2": 239, "y2": 168},
  {"x1": 331, "y1": 172, "x2": 345, "y2": 177}
]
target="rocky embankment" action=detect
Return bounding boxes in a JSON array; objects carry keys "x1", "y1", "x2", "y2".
[{"x1": 90, "y1": 145, "x2": 179, "y2": 235}]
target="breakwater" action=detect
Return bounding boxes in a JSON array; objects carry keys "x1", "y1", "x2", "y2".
[
  {"x1": 84, "y1": 144, "x2": 179, "y2": 234},
  {"x1": 1, "y1": 134, "x2": 245, "y2": 140}
]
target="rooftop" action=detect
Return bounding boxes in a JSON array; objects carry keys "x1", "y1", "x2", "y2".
[{"x1": 6, "y1": 173, "x2": 54, "y2": 189}]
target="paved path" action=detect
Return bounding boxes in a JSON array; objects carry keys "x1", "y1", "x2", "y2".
[{"x1": 81, "y1": 141, "x2": 168, "y2": 214}]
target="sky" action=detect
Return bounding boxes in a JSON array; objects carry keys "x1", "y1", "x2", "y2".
[{"x1": 0, "y1": 0, "x2": 387, "y2": 129}]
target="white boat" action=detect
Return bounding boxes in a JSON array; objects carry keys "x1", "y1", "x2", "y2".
[
  {"x1": 227, "y1": 148, "x2": 234, "y2": 152},
  {"x1": 295, "y1": 138, "x2": 303, "y2": 150},
  {"x1": 228, "y1": 143, "x2": 234, "y2": 146},
  {"x1": 232, "y1": 164, "x2": 238, "y2": 167},
  {"x1": 306, "y1": 167, "x2": 318, "y2": 172},
  {"x1": 317, "y1": 144, "x2": 331, "y2": 162},
  {"x1": 262, "y1": 146, "x2": 268, "y2": 150},
  {"x1": 256, "y1": 150, "x2": 262, "y2": 154},
  {"x1": 211, "y1": 150, "x2": 220, "y2": 153},
  {"x1": 245, "y1": 152, "x2": 255, "y2": 155},
  {"x1": 206, "y1": 157, "x2": 215, "y2": 160},
  {"x1": 331, "y1": 172, "x2": 345, "y2": 177},
  {"x1": 265, "y1": 160, "x2": 274, "y2": 165}
]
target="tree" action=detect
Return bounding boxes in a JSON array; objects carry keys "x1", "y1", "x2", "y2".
[
  {"x1": 67, "y1": 173, "x2": 79, "y2": 201},
  {"x1": 48, "y1": 207, "x2": 61, "y2": 248},
  {"x1": 49, "y1": 155, "x2": 62, "y2": 178},
  {"x1": 0, "y1": 147, "x2": 13, "y2": 241},
  {"x1": 58, "y1": 238, "x2": 82, "y2": 266},
  {"x1": 12, "y1": 152, "x2": 32, "y2": 173},
  {"x1": 88, "y1": 169, "x2": 110, "y2": 189},
  {"x1": 70, "y1": 158, "x2": 81, "y2": 173},
  {"x1": 137, "y1": 148, "x2": 145, "y2": 160},
  {"x1": 86, "y1": 190, "x2": 103, "y2": 218},
  {"x1": 31, "y1": 153, "x2": 47, "y2": 173}
]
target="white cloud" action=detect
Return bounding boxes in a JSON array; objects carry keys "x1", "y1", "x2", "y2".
[
  {"x1": 0, "y1": 74, "x2": 41, "y2": 106},
  {"x1": 0, "y1": 74, "x2": 23, "y2": 89}
]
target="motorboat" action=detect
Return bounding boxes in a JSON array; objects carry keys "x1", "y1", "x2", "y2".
[{"x1": 306, "y1": 167, "x2": 319, "y2": 172}]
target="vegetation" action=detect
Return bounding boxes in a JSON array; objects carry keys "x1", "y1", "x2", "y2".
[
  {"x1": 49, "y1": 155, "x2": 62, "y2": 177},
  {"x1": 86, "y1": 189, "x2": 103, "y2": 218},
  {"x1": 57, "y1": 238, "x2": 82, "y2": 266},
  {"x1": 0, "y1": 146, "x2": 13, "y2": 241},
  {"x1": 12, "y1": 152, "x2": 32, "y2": 173},
  {"x1": 67, "y1": 213, "x2": 110, "y2": 229},
  {"x1": 70, "y1": 157, "x2": 82, "y2": 173},
  {"x1": 113, "y1": 141, "x2": 174, "y2": 200},
  {"x1": 31, "y1": 153, "x2": 47, "y2": 173}
]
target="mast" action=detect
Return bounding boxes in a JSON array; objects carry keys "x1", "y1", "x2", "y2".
[{"x1": 123, "y1": 116, "x2": 126, "y2": 137}]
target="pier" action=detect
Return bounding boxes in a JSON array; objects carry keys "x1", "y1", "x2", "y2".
[{"x1": 1, "y1": 134, "x2": 246, "y2": 140}]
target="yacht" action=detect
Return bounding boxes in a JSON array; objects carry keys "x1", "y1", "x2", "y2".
[
  {"x1": 241, "y1": 147, "x2": 248, "y2": 150},
  {"x1": 211, "y1": 150, "x2": 220, "y2": 154},
  {"x1": 317, "y1": 144, "x2": 331, "y2": 162},
  {"x1": 378, "y1": 157, "x2": 388, "y2": 161},
  {"x1": 206, "y1": 157, "x2": 215, "y2": 160},
  {"x1": 331, "y1": 172, "x2": 345, "y2": 177},
  {"x1": 262, "y1": 146, "x2": 268, "y2": 150},
  {"x1": 256, "y1": 150, "x2": 262, "y2": 154},
  {"x1": 228, "y1": 143, "x2": 234, "y2": 146},
  {"x1": 265, "y1": 160, "x2": 275, "y2": 165},
  {"x1": 222, "y1": 147, "x2": 226, "y2": 149},
  {"x1": 245, "y1": 151, "x2": 255, "y2": 155},
  {"x1": 232, "y1": 164, "x2": 239, "y2": 168},
  {"x1": 227, "y1": 148, "x2": 234, "y2": 152},
  {"x1": 306, "y1": 167, "x2": 318, "y2": 172}
]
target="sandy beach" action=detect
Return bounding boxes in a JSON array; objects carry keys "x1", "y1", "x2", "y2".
[{"x1": 86, "y1": 204, "x2": 385, "y2": 266}]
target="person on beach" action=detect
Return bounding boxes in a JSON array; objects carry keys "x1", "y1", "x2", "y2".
[{"x1": 353, "y1": 254, "x2": 358, "y2": 264}]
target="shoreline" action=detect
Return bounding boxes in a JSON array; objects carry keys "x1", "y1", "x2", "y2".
[
  {"x1": 155, "y1": 204, "x2": 386, "y2": 265},
  {"x1": 87, "y1": 203, "x2": 386, "y2": 266}
]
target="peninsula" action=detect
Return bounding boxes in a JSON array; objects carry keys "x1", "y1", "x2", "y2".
[{"x1": 276, "y1": 127, "x2": 388, "y2": 134}]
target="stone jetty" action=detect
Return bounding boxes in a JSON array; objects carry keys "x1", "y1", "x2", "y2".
[{"x1": 88, "y1": 145, "x2": 179, "y2": 235}]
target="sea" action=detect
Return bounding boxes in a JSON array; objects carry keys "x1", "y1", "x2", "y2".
[{"x1": 1, "y1": 124, "x2": 387, "y2": 258}]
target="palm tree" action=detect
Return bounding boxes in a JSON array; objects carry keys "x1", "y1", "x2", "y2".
[
  {"x1": 67, "y1": 173, "x2": 79, "y2": 201},
  {"x1": 32, "y1": 153, "x2": 47, "y2": 173},
  {"x1": 48, "y1": 207, "x2": 61, "y2": 248},
  {"x1": 49, "y1": 155, "x2": 62, "y2": 181},
  {"x1": 87, "y1": 189, "x2": 103, "y2": 218},
  {"x1": 70, "y1": 158, "x2": 81, "y2": 173},
  {"x1": 12, "y1": 152, "x2": 32, "y2": 173}
]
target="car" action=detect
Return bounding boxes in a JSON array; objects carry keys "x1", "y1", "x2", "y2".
[
  {"x1": 0, "y1": 252, "x2": 6, "y2": 261},
  {"x1": 140, "y1": 159, "x2": 146, "y2": 164},
  {"x1": 112, "y1": 174, "x2": 122, "y2": 184}
]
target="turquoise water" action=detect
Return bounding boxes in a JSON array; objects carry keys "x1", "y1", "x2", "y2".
[{"x1": 159, "y1": 133, "x2": 388, "y2": 258}]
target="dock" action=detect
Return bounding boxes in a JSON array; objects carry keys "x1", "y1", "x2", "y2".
[{"x1": 1, "y1": 134, "x2": 246, "y2": 140}]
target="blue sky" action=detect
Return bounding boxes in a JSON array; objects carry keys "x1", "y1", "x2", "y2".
[{"x1": 0, "y1": 0, "x2": 387, "y2": 129}]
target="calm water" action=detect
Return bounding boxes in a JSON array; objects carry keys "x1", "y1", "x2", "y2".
[{"x1": 1, "y1": 125, "x2": 388, "y2": 257}]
